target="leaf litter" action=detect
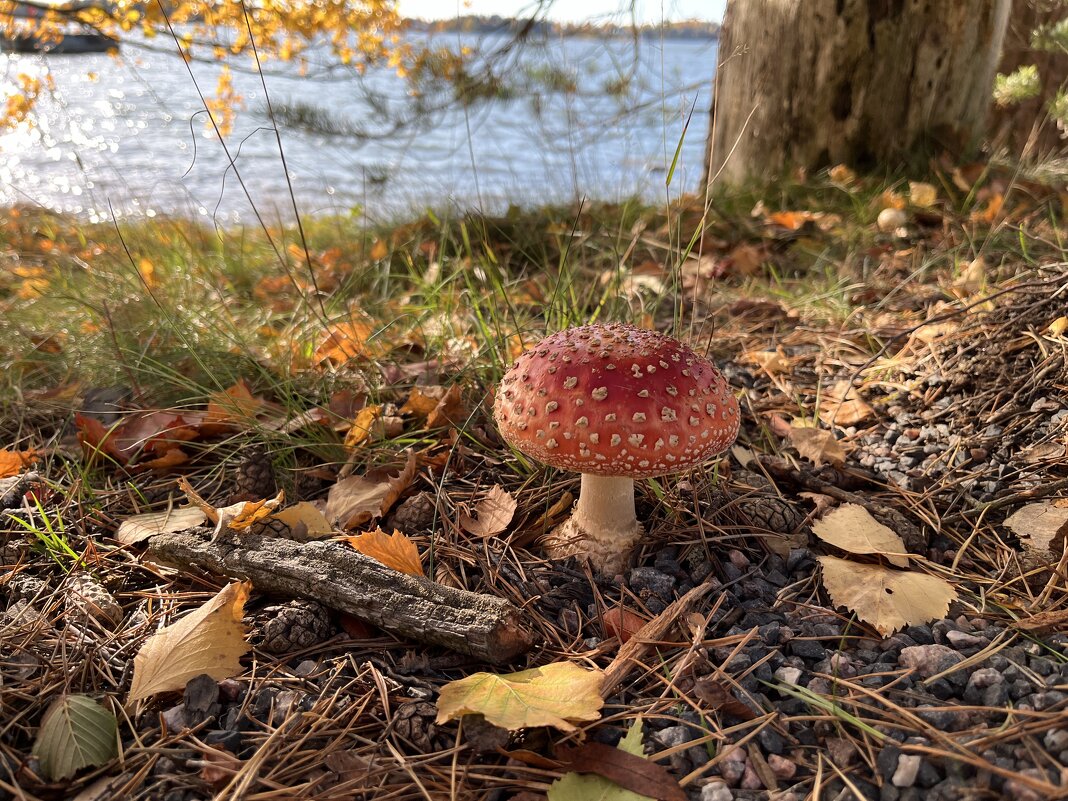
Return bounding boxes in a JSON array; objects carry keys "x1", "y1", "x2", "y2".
[{"x1": 4, "y1": 177, "x2": 1068, "y2": 799}]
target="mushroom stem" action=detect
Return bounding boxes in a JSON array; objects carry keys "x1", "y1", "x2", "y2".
[
  {"x1": 574, "y1": 474, "x2": 638, "y2": 534},
  {"x1": 544, "y1": 473, "x2": 643, "y2": 575}
]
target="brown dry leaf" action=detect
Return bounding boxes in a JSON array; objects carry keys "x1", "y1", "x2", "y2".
[
  {"x1": 436, "y1": 661, "x2": 604, "y2": 732},
  {"x1": 811, "y1": 503, "x2": 909, "y2": 567},
  {"x1": 788, "y1": 426, "x2": 847, "y2": 467},
  {"x1": 908, "y1": 181, "x2": 938, "y2": 207},
  {"x1": 345, "y1": 527, "x2": 424, "y2": 576},
  {"x1": 1003, "y1": 501, "x2": 1068, "y2": 554},
  {"x1": 176, "y1": 478, "x2": 284, "y2": 536},
  {"x1": 819, "y1": 381, "x2": 874, "y2": 427},
  {"x1": 911, "y1": 320, "x2": 959, "y2": 344},
  {"x1": 269, "y1": 502, "x2": 332, "y2": 540},
  {"x1": 741, "y1": 348, "x2": 792, "y2": 376},
  {"x1": 369, "y1": 238, "x2": 388, "y2": 260},
  {"x1": 970, "y1": 192, "x2": 1004, "y2": 225},
  {"x1": 115, "y1": 507, "x2": 208, "y2": 546},
  {"x1": 818, "y1": 556, "x2": 957, "y2": 636},
  {"x1": 459, "y1": 486, "x2": 517, "y2": 538},
  {"x1": 556, "y1": 729, "x2": 687, "y2": 801},
  {"x1": 602, "y1": 608, "x2": 647, "y2": 645},
  {"x1": 314, "y1": 317, "x2": 380, "y2": 365},
  {"x1": 879, "y1": 189, "x2": 906, "y2": 210},
  {"x1": 138, "y1": 448, "x2": 189, "y2": 471},
  {"x1": 426, "y1": 384, "x2": 466, "y2": 429},
  {"x1": 202, "y1": 380, "x2": 264, "y2": 435},
  {"x1": 325, "y1": 451, "x2": 417, "y2": 530},
  {"x1": 693, "y1": 677, "x2": 758, "y2": 721},
  {"x1": 343, "y1": 405, "x2": 382, "y2": 449},
  {"x1": 952, "y1": 257, "x2": 986, "y2": 294},
  {"x1": 399, "y1": 388, "x2": 440, "y2": 418},
  {"x1": 725, "y1": 243, "x2": 765, "y2": 275},
  {"x1": 128, "y1": 582, "x2": 251, "y2": 701},
  {"x1": 0, "y1": 448, "x2": 38, "y2": 478},
  {"x1": 1046, "y1": 316, "x2": 1068, "y2": 337}
]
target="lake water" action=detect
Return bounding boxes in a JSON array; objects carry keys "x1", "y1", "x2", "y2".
[{"x1": 0, "y1": 33, "x2": 716, "y2": 222}]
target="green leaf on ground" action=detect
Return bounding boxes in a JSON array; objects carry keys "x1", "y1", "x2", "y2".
[
  {"x1": 33, "y1": 695, "x2": 117, "y2": 781},
  {"x1": 548, "y1": 720, "x2": 653, "y2": 801}
]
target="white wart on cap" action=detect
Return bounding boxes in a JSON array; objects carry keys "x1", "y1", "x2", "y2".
[{"x1": 494, "y1": 323, "x2": 740, "y2": 477}]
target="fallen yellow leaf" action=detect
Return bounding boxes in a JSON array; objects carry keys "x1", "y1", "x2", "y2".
[
  {"x1": 268, "y1": 502, "x2": 332, "y2": 540},
  {"x1": 812, "y1": 504, "x2": 909, "y2": 567},
  {"x1": 344, "y1": 405, "x2": 382, "y2": 449},
  {"x1": 345, "y1": 527, "x2": 423, "y2": 576},
  {"x1": 818, "y1": 381, "x2": 873, "y2": 427},
  {"x1": 818, "y1": 556, "x2": 956, "y2": 636},
  {"x1": 1046, "y1": 316, "x2": 1068, "y2": 337},
  {"x1": 788, "y1": 426, "x2": 847, "y2": 467},
  {"x1": 128, "y1": 582, "x2": 251, "y2": 701},
  {"x1": 908, "y1": 181, "x2": 937, "y2": 208},
  {"x1": 436, "y1": 661, "x2": 604, "y2": 732}
]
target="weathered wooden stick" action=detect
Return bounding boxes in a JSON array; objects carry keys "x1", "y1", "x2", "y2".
[{"x1": 147, "y1": 529, "x2": 536, "y2": 664}]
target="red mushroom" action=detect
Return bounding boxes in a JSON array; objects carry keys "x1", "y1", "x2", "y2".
[{"x1": 493, "y1": 323, "x2": 740, "y2": 574}]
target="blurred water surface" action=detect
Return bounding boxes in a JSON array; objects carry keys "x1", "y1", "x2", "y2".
[{"x1": 0, "y1": 33, "x2": 716, "y2": 222}]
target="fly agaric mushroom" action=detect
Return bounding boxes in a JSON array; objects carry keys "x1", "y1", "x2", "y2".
[{"x1": 493, "y1": 323, "x2": 740, "y2": 574}]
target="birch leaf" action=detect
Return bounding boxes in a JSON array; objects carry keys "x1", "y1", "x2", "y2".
[
  {"x1": 33, "y1": 695, "x2": 117, "y2": 781},
  {"x1": 436, "y1": 662, "x2": 603, "y2": 732},
  {"x1": 818, "y1": 556, "x2": 956, "y2": 636},
  {"x1": 459, "y1": 486, "x2": 517, "y2": 538},
  {"x1": 128, "y1": 582, "x2": 250, "y2": 701},
  {"x1": 548, "y1": 720, "x2": 656, "y2": 801},
  {"x1": 325, "y1": 451, "x2": 417, "y2": 529},
  {"x1": 812, "y1": 504, "x2": 910, "y2": 567},
  {"x1": 788, "y1": 426, "x2": 847, "y2": 466},
  {"x1": 1003, "y1": 500, "x2": 1068, "y2": 553}
]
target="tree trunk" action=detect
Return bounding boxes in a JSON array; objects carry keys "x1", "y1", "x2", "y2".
[
  {"x1": 705, "y1": 0, "x2": 1011, "y2": 185},
  {"x1": 988, "y1": 0, "x2": 1068, "y2": 159}
]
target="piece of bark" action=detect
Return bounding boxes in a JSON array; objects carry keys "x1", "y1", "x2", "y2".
[
  {"x1": 601, "y1": 581, "x2": 715, "y2": 698},
  {"x1": 147, "y1": 529, "x2": 536, "y2": 664}
]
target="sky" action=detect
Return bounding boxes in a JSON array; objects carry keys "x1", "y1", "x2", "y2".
[{"x1": 398, "y1": 0, "x2": 727, "y2": 24}]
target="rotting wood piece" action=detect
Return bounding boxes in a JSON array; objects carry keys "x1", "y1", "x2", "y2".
[{"x1": 147, "y1": 528, "x2": 536, "y2": 664}]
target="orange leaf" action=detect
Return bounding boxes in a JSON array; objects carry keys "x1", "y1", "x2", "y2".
[
  {"x1": 202, "y1": 380, "x2": 264, "y2": 436},
  {"x1": 138, "y1": 448, "x2": 189, "y2": 471},
  {"x1": 345, "y1": 527, "x2": 423, "y2": 576},
  {"x1": 343, "y1": 405, "x2": 382, "y2": 449},
  {"x1": 0, "y1": 448, "x2": 38, "y2": 478},
  {"x1": 314, "y1": 318, "x2": 380, "y2": 365},
  {"x1": 602, "y1": 607, "x2": 647, "y2": 644}
]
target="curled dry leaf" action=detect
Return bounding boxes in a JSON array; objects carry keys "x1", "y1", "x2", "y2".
[
  {"x1": 0, "y1": 448, "x2": 38, "y2": 478},
  {"x1": 268, "y1": 502, "x2": 332, "y2": 540},
  {"x1": 177, "y1": 477, "x2": 284, "y2": 537},
  {"x1": 812, "y1": 503, "x2": 910, "y2": 567},
  {"x1": 128, "y1": 582, "x2": 251, "y2": 702},
  {"x1": 201, "y1": 380, "x2": 266, "y2": 436},
  {"x1": 325, "y1": 451, "x2": 417, "y2": 530},
  {"x1": 436, "y1": 661, "x2": 604, "y2": 733},
  {"x1": 1003, "y1": 500, "x2": 1068, "y2": 554},
  {"x1": 549, "y1": 719, "x2": 664, "y2": 801},
  {"x1": 908, "y1": 181, "x2": 938, "y2": 207},
  {"x1": 343, "y1": 405, "x2": 382, "y2": 449},
  {"x1": 344, "y1": 527, "x2": 423, "y2": 576},
  {"x1": 402, "y1": 384, "x2": 467, "y2": 429},
  {"x1": 788, "y1": 425, "x2": 847, "y2": 467},
  {"x1": 115, "y1": 507, "x2": 208, "y2": 546},
  {"x1": 818, "y1": 556, "x2": 957, "y2": 636},
  {"x1": 1046, "y1": 316, "x2": 1068, "y2": 337},
  {"x1": 602, "y1": 607, "x2": 648, "y2": 645},
  {"x1": 741, "y1": 349, "x2": 792, "y2": 376},
  {"x1": 818, "y1": 380, "x2": 874, "y2": 427},
  {"x1": 314, "y1": 316, "x2": 381, "y2": 365},
  {"x1": 459, "y1": 485, "x2": 517, "y2": 538}
]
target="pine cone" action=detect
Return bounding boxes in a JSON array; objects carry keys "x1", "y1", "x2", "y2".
[
  {"x1": 386, "y1": 492, "x2": 438, "y2": 534},
  {"x1": 257, "y1": 599, "x2": 334, "y2": 654},
  {"x1": 391, "y1": 701, "x2": 446, "y2": 752},
  {"x1": 229, "y1": 447, "x2": 277, "y2": 504},
  {"x1": 735, "y1": 495, "x2": 804, "y2": 535}
]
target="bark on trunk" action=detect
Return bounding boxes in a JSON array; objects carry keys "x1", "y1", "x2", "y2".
[{"x1": 705, "y1": 0, "x2": 1011, "y2": 185}]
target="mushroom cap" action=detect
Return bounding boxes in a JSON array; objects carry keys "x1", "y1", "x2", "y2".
[{"x1": 493, "y1": 323, "x2": 740, "y2": 477}]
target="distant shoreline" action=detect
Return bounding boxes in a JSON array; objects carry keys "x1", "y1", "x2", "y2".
[{"x1": 405, "y1": 15, "x2": 720, "y2": 41}]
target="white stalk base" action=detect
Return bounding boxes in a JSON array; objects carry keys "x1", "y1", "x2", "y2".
[{"x1": 542, "y1": 474, "x2": 643, "y2": 576}]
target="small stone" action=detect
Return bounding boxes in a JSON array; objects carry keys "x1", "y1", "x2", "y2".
[
  {"x1": 701, "y1": 780, "x2": 733, "y2": 801},
  {"x1": 629, "y1": 567, "x2": 676, "y2": 599},
  {"x1": 757, "y1": 728, "x2": 785, "y2": 755},
  {"x1": 1004, "y1": 770, "x2": 1051, "y2": 801},
  {"x1": 161, "y1": 703, "x2": 186, "y2": 732},
  {"x1": 826, "y1": 736, "x2": 857, "y2": 766},
  {"x1": 789, "y1": 640, "x2": 827, "y2": 661},
  {"x1": 767, "y1": 753, "x2": 796, "y2": 780},
  {"x1": 892, "y1": 755, "x2": 922, "y2": 787},
  {"x1": 718, "y1": 758, "x2": 745, "y2": 785},
  {"x1": 184, "y1": 674, "x2": 220, "y2": 725},
  {"x1": 1044, "y1": 729, "x2": 1068, "y2": 752},
  {"x1": 740, "y1": 765, "x2": 763, "y2": 790},
  {"x1": 774, "y1": 666, "x2": 803, "y2": 685},
  {"x1": 945, "y1": 630, "x2": 984, "y2": 649},
  {"x1": 899, "y1": 645, "x2": 963, "y2": 678}
]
